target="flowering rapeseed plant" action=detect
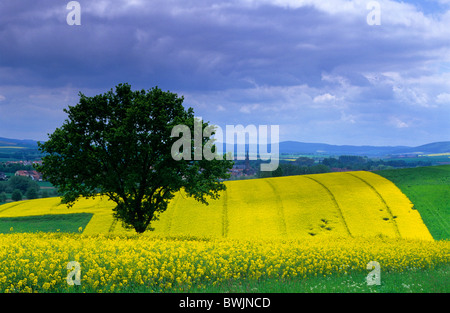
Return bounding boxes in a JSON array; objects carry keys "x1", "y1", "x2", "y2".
[
  {"x1": 0, "y1": 172, "x2": 433, "y2": 240},
  {"x1": 0, "y1": 233, "x2": 447, "y2": 293}
]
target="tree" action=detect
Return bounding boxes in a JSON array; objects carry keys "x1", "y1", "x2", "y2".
[
  {"x1": 0, "y1": 192, "x2": 6, "y2": 203},
  {"x1": 7, "y1": 175, "x2": 39, "y2": 194},
  {"x1": 306, "y1": 164, "x2": 330, "y2": 174},
  {"x1": 11, "y1": 189, "x2": 22, "y2": 202},
  {"x1": 294, "y1": 157, "x2": 314, "y2": 167},
  {"x1": 272, "y1": 166, "x2": 283, "y2": 177},
  {"x1": 36, "y1": 83, "x2": 233, "y2": 233},
  {"x1": 41, "y1": 190, "x2": 49, "y2": 198},
  {"x1": 26, "y1": 186, "x2": 39, "y2": 200},
  {"x1": 0, "y1": 182, "x2": 6, "y2": 193},
  {"x1": 8, "y1": 176, "x2": 31, "y2": 193}
]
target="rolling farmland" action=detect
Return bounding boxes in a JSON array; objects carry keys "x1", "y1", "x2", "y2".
[
  {"x1": 0, "y1": 171, "x2": 433, "y2": 240},
  {"x1": 0, "y1": 168, "x2": 448, "y2": 293},
  {"x1": 377, "y1": 165, "x2": 450, "y2": 240}
]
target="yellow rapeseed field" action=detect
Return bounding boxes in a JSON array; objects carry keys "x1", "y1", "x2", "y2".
[
  {"x1": 0, "y1": 171, "x2": 433, "y2": 240},
  {"x1": 0, "y1": 171, "x2": 446, "y2": 293},
  {"x1": 0, "y1": 233, "x2": 448, "y2": 293}
]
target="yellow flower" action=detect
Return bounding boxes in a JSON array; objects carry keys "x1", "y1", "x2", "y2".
[
  {"x1": 0, "y1": 171, "x2": 433, "y2": 239},
  {"x1": 0, "y1": 228, "x2": 447, "y2": 293}
]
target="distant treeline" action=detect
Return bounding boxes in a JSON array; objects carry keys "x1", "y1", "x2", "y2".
[
  {"x1": 0, "y1": 162, "x2": 35, "y2": 173},
  {"x1": 243, "y1": 155, "x2": 433, "y2": 179},
  {"x1": 321, "y1": 155, "x2": 432, "y2": 170},
  {"x1": 0, "y1": 175, "x2": 59, "y2": 203},
  {"x1": 0, "y1": 149, "x2": 41, "y2": 161},
  {"x1": 259, "y1": 163, "x2": 329, "y2": 178}
]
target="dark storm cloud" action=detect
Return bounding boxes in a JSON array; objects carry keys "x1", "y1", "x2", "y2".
[
  {"x1": 0, "y1": 1, "x2": 391, "y2": 90},
  {"x1": 0, "y1": 0, "x2": 449, "y2": 145}
]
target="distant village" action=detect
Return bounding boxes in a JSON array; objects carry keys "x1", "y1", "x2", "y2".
[
  {"x1": 228, "y1": 151, "x2": 256, "y2": 178},
  {"x1": 0, "y1": 149, "x2": 443, "y2": 183},
  {"x1": 0, "y1": 157, "x2": 255, "y2": 182},
  {"x1": 0, "y1": 157, "x2": 256, "y2": 182},
  {"x1": 0, "y1": 160, "x2": 43, "y2": 182}
]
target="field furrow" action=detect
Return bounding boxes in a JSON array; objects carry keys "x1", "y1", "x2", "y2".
[
  {"x1": 302, "y1": 175, "x2": 352, "y2": 237},
  {"x1": 222, "y1": 188, "x2": 229, "y2": 238},
  {"x1": 152, "y1": 190, "x2": 224, "y2": 238},
  {"x1": 350, "y1": 171, "x2": 433, "y2": 240},
  {"x1": 310, "y1": 172, "x2": 400, "y2": 238},
  {"x1": 264, "y1": 179, "x2": 287, "y2": 237},
  {"x1": 345, "y1": 172, "x2": 401, "y2": 238},
  {"x1": 0, "y1": 171, "x2": 435, "y2": 240},
  {"x1": 225, "y1": 179, "x2": 283, "y2": 239}
]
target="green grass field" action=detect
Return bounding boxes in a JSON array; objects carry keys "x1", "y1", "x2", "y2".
[
  {"x1": 64, "y1": 263, "x2": 449, "y2": 293},
  {"x1": 0, "y1": 213, "x2": 93, "y2": 234},
  {"x1": 377, "y1": 165, "x2": 450, "y2": 240},
  {"x1": 187, "y1": 264, "x2": 450, "y2": 293}
]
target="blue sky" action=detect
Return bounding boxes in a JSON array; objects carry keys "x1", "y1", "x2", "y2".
[{"x1": 0, "y1": 0, "x2": 449, "y2": 146}]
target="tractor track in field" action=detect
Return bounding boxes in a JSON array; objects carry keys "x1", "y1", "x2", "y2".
[
  {"x1": 0, "y1": 202, "x2": 22, "y2": 215},
  {"x1": 108, "y1": 218, "x2": 117, "y2": 233},
  {"x1": 265, "y1": 179, "x2": 287, "y2": 237},
  {"x1": 165, "y1": 191, "x2": 181, "y2": 234},
  {"x1": 304, "y1": 176, "x2": 352, "y2": 237},
  {"x1": 346, "y1": 172, "x2": 402, "y2": 238},
  {"x1": 222, "y1": 189, "x2": 229, "y2": 238}
]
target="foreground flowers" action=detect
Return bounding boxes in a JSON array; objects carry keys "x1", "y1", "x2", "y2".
[{"x1": 0, "y1": 233, "x2": 448, "y2": 293}]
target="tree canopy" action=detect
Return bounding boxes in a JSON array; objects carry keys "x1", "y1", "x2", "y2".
[{"x1": 36, "y1": 83, "x2": 233, "y2": 233}]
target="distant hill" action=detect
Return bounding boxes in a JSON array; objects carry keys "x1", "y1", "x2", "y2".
[
  {"x1": 278, "y1": 141, "x2": 450, "y2": 156},
  {"x1": 390, "y1": 141, "x2": 450, "y2": 155},
  {"x1": 227, "y1": 140, "x2": 450, "y2": 157},
  {"x1": 1, "y1": 137, "x2": 449, "y2": 158},
  {"x1": 0, "y1": 137, "x2": 39, "y2": 148},
  {"x1": 0, "y1": 137, "x2": 40, "y2": 160},
  {"x1": 278, "y1": 141, "x2": 406, "y2": 156}
]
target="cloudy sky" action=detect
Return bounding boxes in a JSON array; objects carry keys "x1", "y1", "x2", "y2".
[{"x1": 0, "y1": 0, "x2": 449, "y2": 146}]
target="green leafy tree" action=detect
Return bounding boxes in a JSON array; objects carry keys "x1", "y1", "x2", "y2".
[
  {"x1": 36, "y1": 83, "x2": 233, "y2": 233},
  {"x1": 8, "y1": 176, "x2": 32, "y2": 194},
  {"x1": 272, "y1": 166, "x2": 283, "y2": 177},
  {"x1": 294, "y1": 157, "x2": 314, "y2": 167},
  {"x1": 26, "y1": 186, "x2": 39, "y2": 200},
  {"x1": 40, "y1": 190, "x2": 49, "y2": 198},
  {"x1": 11, "y1": 189, "x2": 22, "y2": 202},
  {"x1": 0, "y1": 191, "x2": 6, "y2": 203},
  {"x1": 0, "y1": 182, "x2": 6, "y2": 193}
]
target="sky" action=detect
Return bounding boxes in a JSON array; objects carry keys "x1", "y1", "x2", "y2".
[{"x1": 0, "y1": 0, "x2": 449, "y2": 146}]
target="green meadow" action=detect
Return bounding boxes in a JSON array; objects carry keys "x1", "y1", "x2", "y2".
[{"x1": 377, "y1": 165, "x2": 450, "y2": 240}]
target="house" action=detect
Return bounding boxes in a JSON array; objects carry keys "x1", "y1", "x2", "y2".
[
  {"x1": 0, "y1": 172, "x2": 7, "y2": 181},
  {"x1": 229, "y1": 167, "x2": 245, "y2": 178},
  {"x1": 228, "y1": 150, "x2": 255, "y2": 178},
  {"x1": 15, "y1": 170, "x2": 43, "y2": 181}
]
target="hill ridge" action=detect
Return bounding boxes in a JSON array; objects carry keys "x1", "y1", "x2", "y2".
[
  {"x1": 0, "y1": 171, "x2": 433, "y2": 240},
  {"x1": 1, "y1": 136, "x2": 448, "y2": 157}
]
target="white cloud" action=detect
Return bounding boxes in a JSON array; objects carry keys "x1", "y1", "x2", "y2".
[
  {"x1": 239, "y1": 103, "x2": 260, "y2": 114},
  {"x1": 217, "y1": 104, "x2": 226, "y2": 112},
  {"x1": 242, "y1": 0, "x2": 362, "y2": 15},
  {"x1": 389, "y1": 116, "x2": 409, "y2": 128},
  {"x1": 436, "y1": 92, "x2": 450, "y2": 103},
  {"x1": 393, "y1": 85, "x2": 432, "y2": 108},
  {"x1": 0, "y1": 94, "x2": 5, "y2": 101},
  {"x1": 340, "y1": 111, "x2": 357, "y2": 124},
  {"x1": 313, "y1": 93, "x2": 336, "y2": 103}
]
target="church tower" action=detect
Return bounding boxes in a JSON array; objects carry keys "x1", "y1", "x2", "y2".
[{"x1": 244, "y1": 149, "x2": 251, "y2": 175}]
